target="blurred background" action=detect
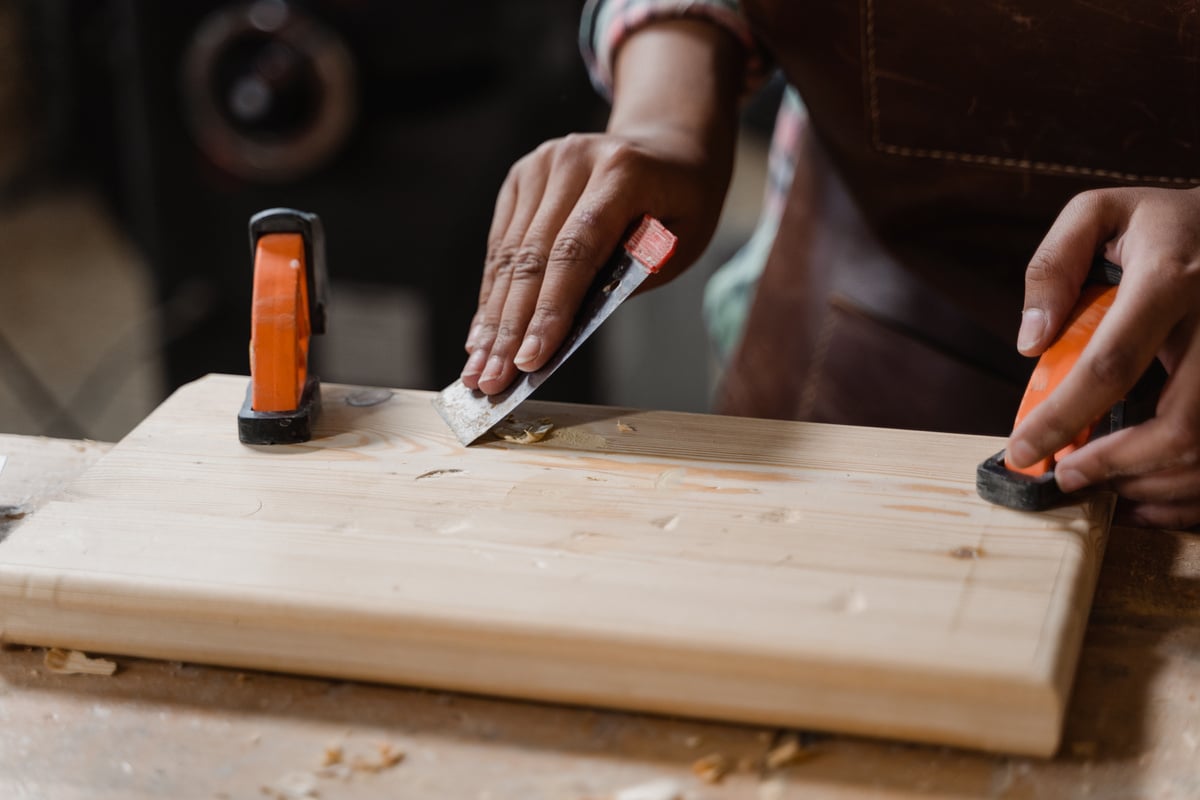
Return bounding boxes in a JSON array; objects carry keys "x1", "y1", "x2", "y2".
[{"x1": 0, "y1": 0, "x2": 769, "y2": 442}]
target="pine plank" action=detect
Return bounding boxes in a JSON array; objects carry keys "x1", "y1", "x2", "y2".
[{"x1": 0, "y1": 374, "x2": 1113, "y2": 755}]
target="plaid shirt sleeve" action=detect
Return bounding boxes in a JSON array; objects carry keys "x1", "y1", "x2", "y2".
[{"x1": 580, "y1": 0, "x2": 769, "y2": 100}]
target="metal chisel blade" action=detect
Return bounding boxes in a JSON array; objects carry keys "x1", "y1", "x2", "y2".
[{"x1": 433, "y1": 216, "x2": 677, "y2": 445}]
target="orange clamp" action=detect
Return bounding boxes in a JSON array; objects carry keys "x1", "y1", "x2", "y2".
[{"x1": 1005, "y1": 283, "x2": 1118, "y2": 477}]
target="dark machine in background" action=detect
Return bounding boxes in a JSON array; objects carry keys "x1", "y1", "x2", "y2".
[{"x1": 40, "y1": 0, "x2": 608, "y2": 400}]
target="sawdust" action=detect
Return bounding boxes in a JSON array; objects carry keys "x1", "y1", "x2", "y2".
[
  {"x1": 617, "y1": 420, "x2": 637, "y2": 433},
  {"x1": 692, "y1": 752, "x2": 733, "y2": 784},
  {"x1": 43, "y1": 648, "x2": 117, "y2": 676},
  {"x1": 545, "y1": 426, "x2": 607, "y2": 450}
]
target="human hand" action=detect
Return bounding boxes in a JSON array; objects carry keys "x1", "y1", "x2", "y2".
[
  {"x1": 1006, "y1": 186, "x2": 1200, "y2": 529},
  {"x1": 461, "y1": 130, "x2": 730, "y2": 394},
  {"x1": 460, "y1": 19, "x2": 744, "y2": 395}
]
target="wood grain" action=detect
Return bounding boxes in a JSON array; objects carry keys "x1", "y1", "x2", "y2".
[{"x1": 0, "y1": 374, "x2": 1114, "y2": 756}]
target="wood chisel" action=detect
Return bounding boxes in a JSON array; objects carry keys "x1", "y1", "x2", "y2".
[
  {"x1": 977, "y1": 256, "x2": 1159, "y2": 510},
  {"x1": 434, "y1": 215, "x2": 677, "y2": 445}
]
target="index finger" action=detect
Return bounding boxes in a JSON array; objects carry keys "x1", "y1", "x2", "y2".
[
  {"x1": 512, "y1": 189, "x2": 639, "y2": 373},
  {"x1": 1007, "y1": 266, "x2": 1182, "y2": 468}
]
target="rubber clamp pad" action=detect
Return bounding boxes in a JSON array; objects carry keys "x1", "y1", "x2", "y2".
[
  {"x1": 976, "y1": 450, "x2": 1066, "y2": 511},
  {"x1": 238, "y1": 376, "x2": 322, "y2": 445}
]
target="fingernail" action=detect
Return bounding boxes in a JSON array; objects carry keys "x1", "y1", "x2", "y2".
[
  {"x1": 1056, "y1": 467, "x2": 1088, "y2": 494},
  {"x1": 460, "y1": 348, "x2": 487, "y2": 379},
  {"x1": 479, "y1": 355, "x2": 503, "y2": 383},
  {"x1": 1006, "y1": 439, "x2": 1038, "y2": 468},
  {"x1": 514, "y1": 335, "x2": 541, "y2": 367},
  {"x1": 1017, "y1": 308, "x2": 1047, "y2": 352}
]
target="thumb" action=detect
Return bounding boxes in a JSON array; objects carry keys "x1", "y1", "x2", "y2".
[{"x1": 1020, "y1": 191, "x2": 1124, "y2": 356}]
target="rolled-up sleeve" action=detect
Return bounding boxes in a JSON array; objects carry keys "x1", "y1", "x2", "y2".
[{"x1": 580, "y1": 0, "x2": 769, "y2": 100}]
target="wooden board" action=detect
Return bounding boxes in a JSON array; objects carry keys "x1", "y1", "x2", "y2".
[{"x1": 0, "y1": 374, "x2": 1113, "y2": 756}]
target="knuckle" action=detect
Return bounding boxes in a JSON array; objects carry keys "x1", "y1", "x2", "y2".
[
  {"x1": 601, "y1": 140, "x2": 644, "y2": 173},
  {"x1": 1066, "y1": 188, "x2": 1110, "y2": 216},
  {"x1": 491, "y1": 244, "x2": 522, "y2": 277},
  {"x1": 1086, "y1": 344, "x2": 1140, "y2": 388},
  {"x1": 493, "y1": 323, "x2": 524, "y2": 348},
  {"x1": 1025, "y1": 248, "x2": 1062, "y2": 284},
  {"x1": 549, "y1": 233, "x2": 592, "y2": 267},
  {"x1": 1164, "y1": 417, "x2": 1200, "y2": 467},
  {"x1": 484, "y1": 244, "x2": 503, "y2": 268},
  {"x1": 510, "y1": 247, "x2": 549, "y2": 281},
  {"x1": 506, "y1": 156, "x2": 529, "y2": 182},
  {"x1": 531, "y1": 301, "x2": 569, "y2": 329},
  {"x1": 559, "y1": 131, "x2": 591, "y2": 151}
]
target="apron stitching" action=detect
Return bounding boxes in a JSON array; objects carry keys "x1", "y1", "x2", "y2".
[{"x1": 862, "y1": 0, "x2": 1200, "y2": 185}]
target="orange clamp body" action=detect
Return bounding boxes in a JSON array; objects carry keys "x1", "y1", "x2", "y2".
[
  {"x1": 1005, "y1": 283, "x2": 1118, "y2": 477},
  {"x1": 249, "y1": 232, "x2": 311, "y2": 413}
]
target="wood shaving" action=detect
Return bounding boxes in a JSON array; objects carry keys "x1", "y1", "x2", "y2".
[
  {"x1": 320, "y1": 745, "x2": 343, "y2": 767},
  {"x1": 617, "y1": 420, "x2": 637, "y2": 433},
  {"x1": 43, "y1": 648, "x2": 117, "y2": 676},
  {"x1": 350, "y1": 742, "x2": 404, "y2": 773},
  {"x1": 691, "y1": 752, "x2": 733, "y2": 784},
  {"x1": 764, "y1": 734, "x2": 815, "y2": 770},
  {"x1": 613, "y1": 778, "x2": 683, "y2": 800},
  {"x1": 494, "y1": 418, "x2": 554, "y2": 444}
]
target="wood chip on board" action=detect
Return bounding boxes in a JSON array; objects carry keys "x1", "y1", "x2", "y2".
[
  {"x1": 764, "y1": 733, "x2": 816, "y2": 770},
  {"x1": 617, "y1": 420, "x2": 637, "y2": 433},
  {"x1": 43, "y1": 648, "x2": 117, "y2": 676},
  {"x1": 350, "y1": 742, "x2": 404, "y2": 773},
  {"x1": 692, "y1": 752, "x2": 733, "y2": 784},
  {"x1": 320, "y1": 745, "x2": 343, "y2": 767}
]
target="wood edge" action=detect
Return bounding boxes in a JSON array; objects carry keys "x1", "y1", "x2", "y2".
[
  {"x1": 1030, "y1": 492, "x2": 1116, "y2": 757},
  {"x1": 0, "y1": 562, "x2": 1066, "y2": 757}
]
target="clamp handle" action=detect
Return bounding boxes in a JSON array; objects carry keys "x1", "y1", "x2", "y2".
[
  {"x1": 1004, "y1": 271, "x2": 1119, "y2": 477},
  {"x1": 239, "y1": 208, "x2": 327, "y2": 444}
]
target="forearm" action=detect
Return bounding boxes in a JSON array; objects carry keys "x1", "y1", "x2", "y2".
[{"x1": 607, "y1": 20, "x2": 745, "y2": 163}]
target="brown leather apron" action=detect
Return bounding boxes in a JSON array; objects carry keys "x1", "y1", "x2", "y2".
[{"x1": 719, "y1": 0, "x2": 1200, "y2": 435}]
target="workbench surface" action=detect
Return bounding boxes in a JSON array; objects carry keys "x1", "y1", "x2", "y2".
[{"x1": 1, "y1": 433, "x2": 1197, "y2": 799}]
